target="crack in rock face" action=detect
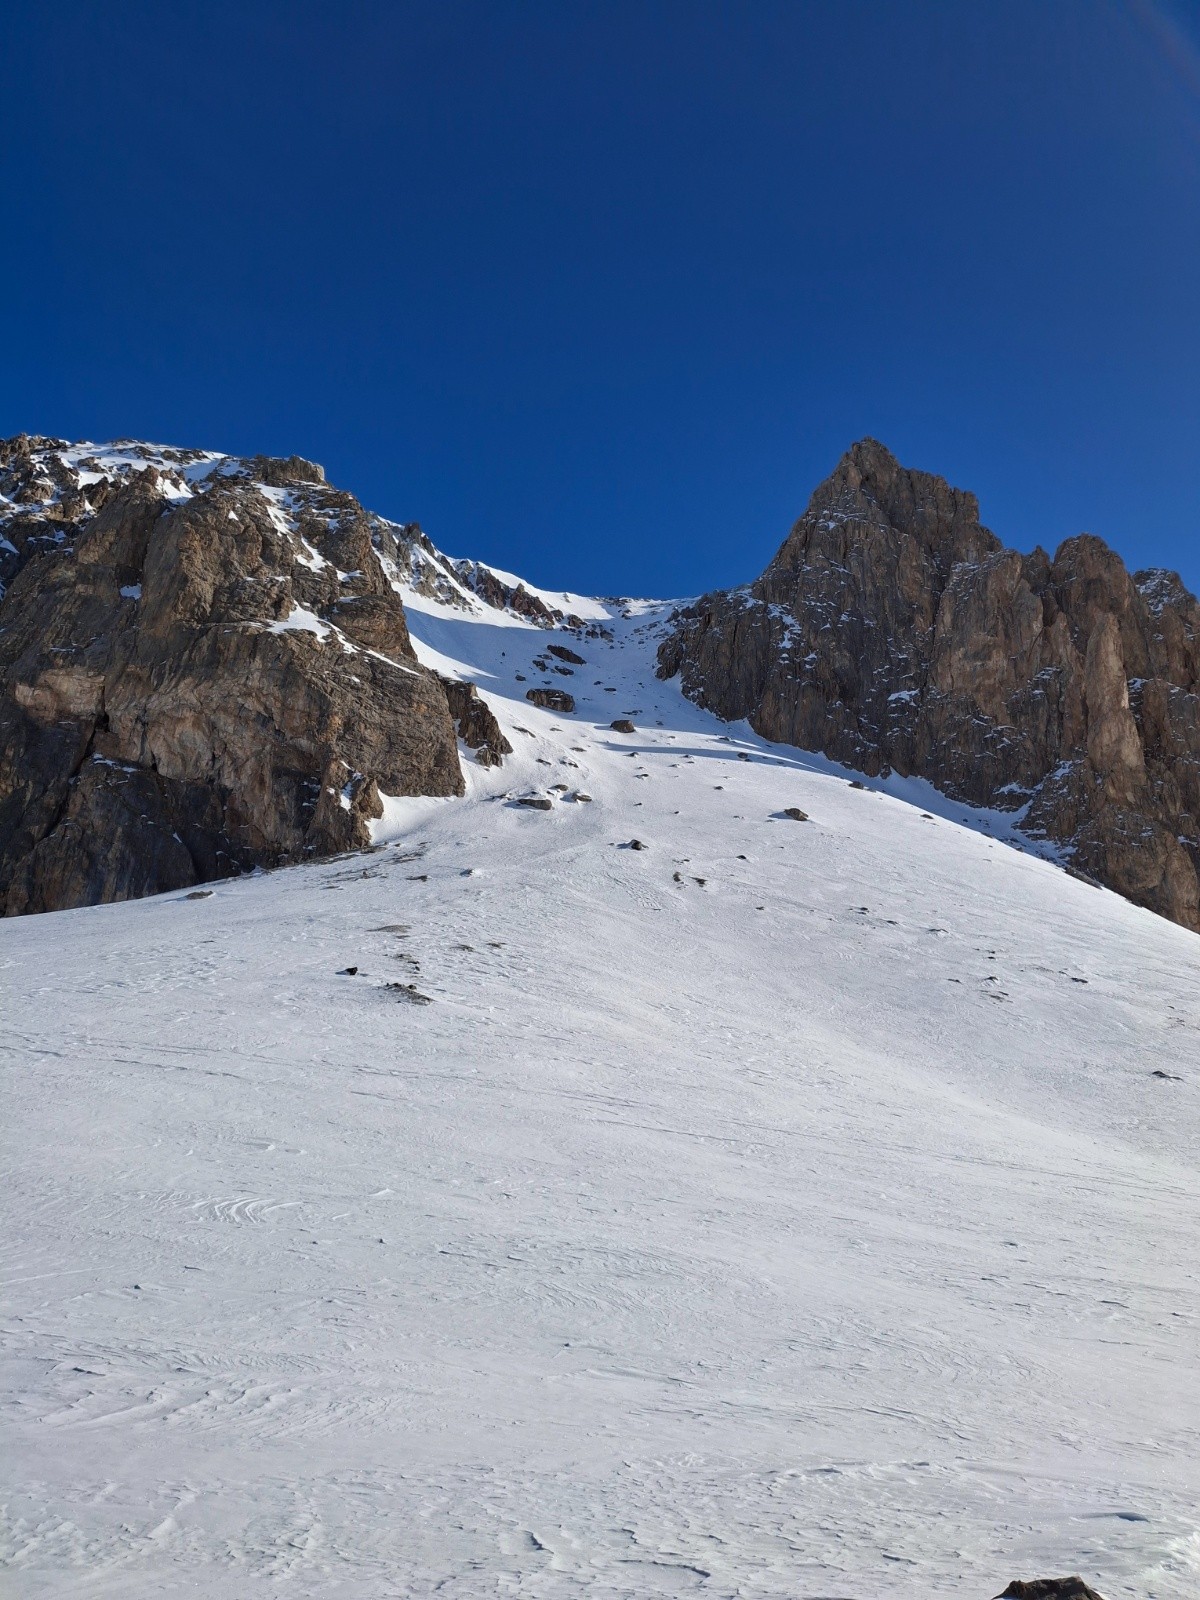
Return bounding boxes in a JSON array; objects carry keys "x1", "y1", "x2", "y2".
[{"x1": 656, "y1": 437, "x2": 1200, "y2": 932}]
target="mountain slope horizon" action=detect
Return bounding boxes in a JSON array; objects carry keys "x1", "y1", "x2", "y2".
[{"x1": 2, "y1": 430, "x2": 1197, "y2": 930}]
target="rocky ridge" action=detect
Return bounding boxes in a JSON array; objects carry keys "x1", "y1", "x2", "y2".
[
  {"x1": 0, "y1": 436, "x2": 543, "y2": 913},
  {"x1": 658, "y1": 439, "x2": 1200, "y2": 931}
]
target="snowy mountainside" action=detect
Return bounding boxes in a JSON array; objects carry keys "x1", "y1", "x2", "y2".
[{"x1": 3, "y1": 564, "x2": 1199, "y2": 1598}]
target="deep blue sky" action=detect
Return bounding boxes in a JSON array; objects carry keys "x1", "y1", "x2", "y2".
[{"x1": 2, "y1": 0, "x2": 1198, "y2": 597}]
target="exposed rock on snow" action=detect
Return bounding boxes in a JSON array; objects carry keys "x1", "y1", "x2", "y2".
[
  {"x1": 657, "y1": 438, "x2": 1200, "y2": 931},
  {"x1": 525, "y1": 687, "x2": 576, "y2": 713},
  {"x1": 547, "y1": 642, "x2": 585, "y2": 664},
  {"x1": 995, "y1": 1580, "x2": 1108, "y2": 1600},
  {"x1": 452, "y1": 560, "x2": 585, "y2": 628}
]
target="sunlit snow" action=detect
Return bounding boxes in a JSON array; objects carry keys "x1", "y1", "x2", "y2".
[{"x1": 2, "y1": 574, "x2": 1197, "y2": 1599}]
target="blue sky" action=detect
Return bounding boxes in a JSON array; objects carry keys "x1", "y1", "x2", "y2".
[{"x1": 2, "y1": 0, "x2": 1197, "y2": 596}]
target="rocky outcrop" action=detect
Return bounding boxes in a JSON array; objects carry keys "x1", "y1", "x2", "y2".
[
  {"x1": 658, "y1": 439, "x2": 1200, "y2": 931},
  {"x1": 525, "y1": 687, "x2": 576, "y2": 713},
  {"x1": 0, "y1": 437, "x2": 472, "y2": 913},
  {"x1": 452, "y1": 561, "x2": 584, "y2": 629},
  {"x1": 438, "y1": 674, "x2": 513, "y2": 768}
]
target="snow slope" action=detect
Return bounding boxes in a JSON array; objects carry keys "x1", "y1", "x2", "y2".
[{"x1": 2, "y1": 584, "x2": 1198, "y2": 1600}]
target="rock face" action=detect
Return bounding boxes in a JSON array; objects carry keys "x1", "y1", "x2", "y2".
[
  {"x1": 438, "y1": 674, "x2": 514, "y2": 768},
  {"x1": 658, "y1": 439, "x2": 1200, "y2": 931},
  {"x1": 0, "y1": 436, "x2": 486, "y2": 914}
]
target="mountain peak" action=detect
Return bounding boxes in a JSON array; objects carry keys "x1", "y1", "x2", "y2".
[
  {"x1": 660, "y1": 447, "x2": 1200, "y2": 931},
  {"x1": 770, "y1": 440, "x2": 994, "y2": 582}
]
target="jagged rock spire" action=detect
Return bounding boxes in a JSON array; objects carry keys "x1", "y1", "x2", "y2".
[{"x1": 660, "y1": 442, "x2": 1200, "y2": 930}]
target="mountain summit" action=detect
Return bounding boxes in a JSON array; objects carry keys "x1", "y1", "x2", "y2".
[{"x1": 659, "y1": 439, "x2": 1200, "y2": 930}]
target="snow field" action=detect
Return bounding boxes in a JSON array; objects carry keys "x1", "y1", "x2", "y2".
[{"x1": 2, "y1": 591, "x2": 1198, "y2": 1598}]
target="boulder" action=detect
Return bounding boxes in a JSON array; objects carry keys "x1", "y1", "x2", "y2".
[
  {"x1": 994, "y1": 1581, "x2": 1107, "y2": 1600},
  {"x1": 525, "y1": 687, "x2": 576, "y2": 713}
]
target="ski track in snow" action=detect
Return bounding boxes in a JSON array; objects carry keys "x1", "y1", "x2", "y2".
[{"x1": 2, "y1": 590, "x2": 1198, "y2": 1599}]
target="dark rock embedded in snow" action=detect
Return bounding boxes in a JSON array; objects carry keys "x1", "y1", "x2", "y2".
[
  {"x1": 525, "y1": 687, "x2": 576, "y2": 713},
  {"x1": 658, "y1": 437, "x2": 1200, "y2": 932},
  {"x1": 610, "y1": 719, "x2": 636, "y2": 733},
  {"x1": 547, "y1": 643, "x2": 585, "y2": 664},
  {"x1": 0, "y1": 439, "x2": 467, "y2": 915},
  {"x1": 782, "y1": 807, "x2": 809, "y2": 821},
  {"x1": 385, "y1": 981, "x2": 432, "y2": 1004},
  {"x1": 994, "y1": 1580, "x2": 1108, "y2": 1600},
  {"x1": 517, "y1": 795, "x2": 554, "y2": 810}
]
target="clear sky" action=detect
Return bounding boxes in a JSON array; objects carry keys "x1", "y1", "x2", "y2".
[{"x1": 2, "y1": 0, "x2": 1197, "y2": 597}]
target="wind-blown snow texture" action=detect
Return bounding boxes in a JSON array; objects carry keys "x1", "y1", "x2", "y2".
[{"x1": 3, "y1": 581, "x2": 1198, "y2": 1599}]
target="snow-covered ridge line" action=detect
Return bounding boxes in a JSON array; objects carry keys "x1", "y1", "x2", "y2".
[{"x1": 0, "y1": 435, "x2": 601, "y2": 629}]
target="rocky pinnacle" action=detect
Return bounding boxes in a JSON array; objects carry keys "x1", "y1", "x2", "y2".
[{"x1": 658, "y1": 439, "x2": 1200, "y2": 931}]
